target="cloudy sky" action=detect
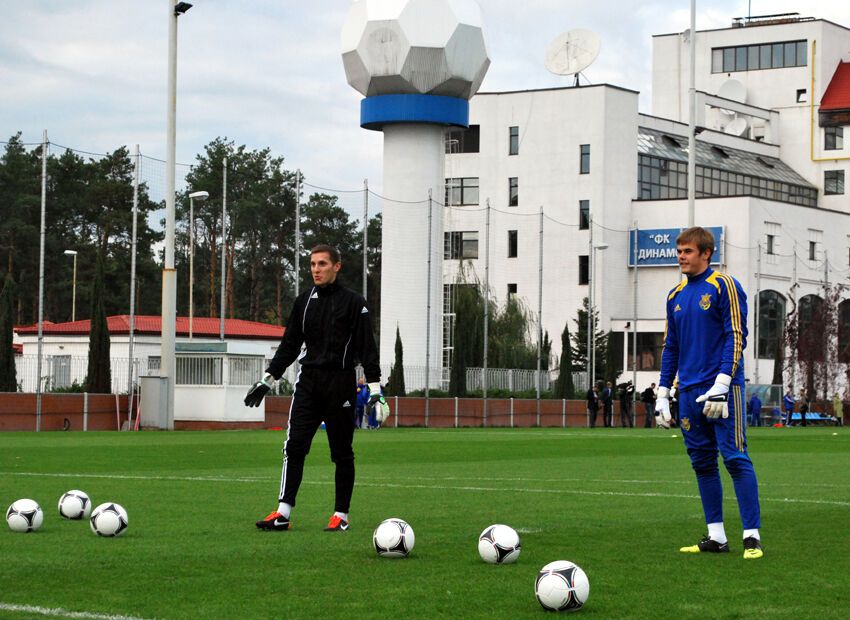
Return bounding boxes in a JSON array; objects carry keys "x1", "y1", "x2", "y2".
[{"x1": 1, "y1": 0, "x2": 848, "y2": 209}]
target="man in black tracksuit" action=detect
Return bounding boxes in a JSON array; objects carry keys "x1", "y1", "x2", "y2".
[{"x1": 246, "y1": 245, "x2": 387, "y2": 532}]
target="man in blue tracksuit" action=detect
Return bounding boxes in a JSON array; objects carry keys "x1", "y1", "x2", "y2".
[{"x1": 654, "y1": 227, "x2": 763, "y2": 559}]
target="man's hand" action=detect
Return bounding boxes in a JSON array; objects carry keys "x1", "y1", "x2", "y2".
[
  {"x1": 367, "y1": 382, "x2": 391, "y2": 423},
  {"x1": 244, "y1": 373, "x2": 275, "y2": 407},
  {"x1": 655, "y1": 386, "x2": 672, "y2": 429},
  {"x1": 696, "y1": 373, "x2": 732, "y2": 420}
]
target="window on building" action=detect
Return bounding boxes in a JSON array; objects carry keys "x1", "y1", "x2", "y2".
[
  {"x1": 177, "y1": 356, "x2": 223, "y2": 385},
  {"x1": 507, "y1": 230, "x2": 518, "y2": 258},
  {"x1": 626, "y1": 333, "x2": 665, "y2": 371},
  {"x1": 51, "y1": 355, "x2": 72, "y2": 389},
  {"x1": 444, "y1": 177, "x2": 479, "y2": 205},
  {"x1": 507, "y1": 283, "x2": 517, "y2": 297},
  {"x1": 579, "y1": 200, "x2": 590, "y2": 230},
  {"x1": 796, "y1": 88, "x2": 807, "y2": 103},
  {"x1": 509, "y1": 177, "x2": 518, "y2": 206},
  {"x1": 578, "y1": 255, "x2": 589, "y2": 285},
  {"x1": 808, "y1": 240, "x2": 817, "y2": 261},
  {"x1": 825, "y1": 170, "x2": 845, "y2": 195},
  {"x1": 509, "y1": 126, "x2": 519, "y2": 155},
  {"x1": 766, "y1": 234, "x2": 776, "y2": 255},
  {"x1": 712, "y1": 40, "x2": 807, "y2": 73},
  {"x1": 757, "y1": 290, "x2": 786, "y2": 359},
  {"x1": 444, "y1": 231, "x2": 479, "y2": 259},
  {"x1": 799, "y1": 295, "x2": 825, "y2": 362},
  {"x1": 579, "y1": 144, "x2": 590, "y2": 174},
  {"x1": 444, "y1": 124, "x2": 480, "y2": 154},
  {"x1": 825, "y1": 127, "x2": 844, "y2": 151}
]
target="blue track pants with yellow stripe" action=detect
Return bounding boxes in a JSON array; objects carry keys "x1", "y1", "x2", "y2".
[{"x1": 678, "y1": 382, "x2": 761, "y2": 530}]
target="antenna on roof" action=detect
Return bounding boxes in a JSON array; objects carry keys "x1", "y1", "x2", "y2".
[{"x1": 545, "y1": 29, "x2": 601, "y2": 86}]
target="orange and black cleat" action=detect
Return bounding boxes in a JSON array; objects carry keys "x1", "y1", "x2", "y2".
[
  {"x1": 256, "y1": 511, "x2": 291, "y2": 531},
  {"x1": 323, "y1": 515, "x2": 350, "y2": 531}
]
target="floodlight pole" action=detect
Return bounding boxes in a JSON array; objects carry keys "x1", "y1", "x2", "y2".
[
  {"x1": 36, "y1": 130, "x2": 47, "y2": 432},
  {"x1": 220, "y1": 158, "x2": 227, "y2": 341},
  {"x1": 128, "y1": 144, "x2": 140, "y2": 428},
  {"x1": 362, "y1": 179, "x2": 368, "y2": 299},
  {"x1": 687, "y1": 0, "x2": 697, "y2": 227}
]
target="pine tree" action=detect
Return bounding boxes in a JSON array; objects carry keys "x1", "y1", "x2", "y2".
[
  {"x1": 85, "y1": 254, "x2": 111, "y2": 393},
  {"x1": 386, "y1": 326, "x2": 406, "y2": 396},
  {"x1": 0, "y1": 274, "x2": 17, "y2": 391},
  {"x1": 554, "y1": 320, "x2": 575, "y2": 399}
]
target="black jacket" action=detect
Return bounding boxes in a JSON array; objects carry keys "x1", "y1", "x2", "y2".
[{"x1": 266, "y1": 281, "x2": 381, "y2": 383}]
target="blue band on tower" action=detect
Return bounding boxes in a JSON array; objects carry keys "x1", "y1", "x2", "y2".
[{"x1": 360, "y1": 94, "x2": 469, "y2": 131}]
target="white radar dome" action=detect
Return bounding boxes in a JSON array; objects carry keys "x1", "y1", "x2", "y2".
[{"x1": 341, "y1": 0, "x2": 490, "y2": 99}]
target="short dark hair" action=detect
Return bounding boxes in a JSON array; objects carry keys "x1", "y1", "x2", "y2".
[
  {"x1": 310, "y1": 244, "x2": 341, "y2": 264},
  {"x1": 677, "y1": 226, "x2": 715, "y2": 259}
]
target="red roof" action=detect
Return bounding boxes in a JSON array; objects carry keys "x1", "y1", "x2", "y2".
[
  {"x1": 14, "y1": 315, "x2": 284, "y2": 340},
  {"x1": 13, "y1": 343, "x2": 22, "y2": 355},
  {"x1": 821, "y1": 61, "x2": 850, "y2": 111}
]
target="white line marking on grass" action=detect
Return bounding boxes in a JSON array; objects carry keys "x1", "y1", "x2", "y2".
[
  {"x1": 0, "y1": 603, "x2": 149, "y2": 620},
  {"x1": 7, "y1": 471, "x2": 849, "y2": 507}
]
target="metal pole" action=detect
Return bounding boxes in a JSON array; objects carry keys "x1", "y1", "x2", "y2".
[
  {"x1": 128, "y1": 144, "x2": 140, "y2": 428},
  {"x1": 687, "y1": 0, "x2": 697, "y2": 227},
  {"x1": 536, "y1": 206, "x2": 543, "y2": 425},
  {"x1": 791, "y1": 249, "x2": 798, "y2": 390},
  {"x1": 824, "y1": 249, "x2": 829, "y2": 398},
  {"x1": 220, "y1": 157, "x2": 227, "y2": 341},
  {"x1": 755, "y1": 242, "x2": 761, "y2": 383},
  {"x1": 189, "y1": 196, "x2": 194, "y2": 339},
  {"x1": 161, "y1": 0, "x2": 181, "y2": 431},
  {"x1": 36, "y1": 130, "x2": 47, "y2": 432},
  {"x1": 632, "y1": 224, "x2": 638, "y2": 402},
  {"x1": 363, "y1": 179, "x2": 368, "y2": 299},
  {"x1": 295, "y1": 169, "x2": 301, "y2": 298},
  {"x1": 587, "y1": 216, "x2": 593, "y2": 391},
  {"x1": 483, "y1": 199, "x2": 490, "y2": 422},
  {"x1": 425, "y1": 191, "x2": 433, "y2": 426},
  {"x1": 71, "y1": 254, "x2": 77, "y2": 322}
]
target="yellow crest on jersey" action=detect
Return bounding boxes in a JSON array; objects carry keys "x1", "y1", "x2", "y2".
[
  {"x1": 699, "y1": 294, "x2": 712, "y2": 310},
  {"x1": 681, "y1": 417, "x2": 691, "y2": 431},
  {"x1": 674, "y1": 304, "x2": 681, "y2": 312}
]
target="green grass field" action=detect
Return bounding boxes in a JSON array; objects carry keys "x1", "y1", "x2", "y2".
[{"x1": 1, "y1": 427, "x2": 849, "y2": 619}]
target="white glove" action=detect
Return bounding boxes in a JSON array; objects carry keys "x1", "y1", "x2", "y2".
[
  {"x1": 654, "y1": 386, "x2": 671, "y2": 429},
  {"x1": 695, "y1": 373, "x2": 732, "y2": 420},
  {"x1": 367, "y1": 382, "x2": 391, "y2": 423}
]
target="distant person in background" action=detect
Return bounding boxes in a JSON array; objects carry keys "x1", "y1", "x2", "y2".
[
  {"x1": 832, "y1": 393, "x2": 843, "y2": 427},
  {"x1": 799, "y1": 388, "x2": 809, "y2": 427},
  {"x1": 602, "y1": 381, "x2": 614, "y2": 428},
  {"x1": 641, "y1": 383, "x2": 657, "y2": 428},
  {"x1": 618, "y1": 381, "x2": 635, "y2": 427},
  {"x1": 748, "y1": 392, "x2": 762, "y2": 427},
  {"x1": 355, "y1": 377, "x2": 369, "y2": 429},
  {"x1": 587, "y1": 384, "x2": 600, "y2": 428},
  {"x1": 783, "y1": 388, "x2": 795, "y2": 426}
]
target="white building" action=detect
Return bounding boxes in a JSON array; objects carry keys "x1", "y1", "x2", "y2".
[{"x1": 432, "y1": 13, "x2": 850, "y2": 393}]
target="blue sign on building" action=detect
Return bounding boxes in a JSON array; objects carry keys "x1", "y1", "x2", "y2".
[{"x1": 627, "y1": 227, "x2": 723, "y2": 267}]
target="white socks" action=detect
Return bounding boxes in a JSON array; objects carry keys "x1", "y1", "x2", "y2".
[
  {"x1": 277, "y1": 502, "x2": 292, "y2": 518},
  {"x1": 334, "y1": 511, "x2": 349, "y2": 521},
  {"x1": 707, "y1": 522, "x2": 727, "y2": 544},
  {"x1": 743, "y1": 529, "x2": 760, "y2": 540}
]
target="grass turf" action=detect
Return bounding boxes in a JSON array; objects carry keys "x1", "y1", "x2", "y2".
[{"x1": 1, "y1": 427, "x2": 848, "y2": 619}]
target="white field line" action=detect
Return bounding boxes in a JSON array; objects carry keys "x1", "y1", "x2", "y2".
[
  {"x1": 0, "y1": 603, "x2": 149, "y2": 620},
  {"x1": 5, "y1": 471, "x2": 849, "y2": 507}
]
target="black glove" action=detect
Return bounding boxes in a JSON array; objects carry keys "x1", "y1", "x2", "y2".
[{"x1": 244, "y1": 373, "x2": 275, "y2": 407}]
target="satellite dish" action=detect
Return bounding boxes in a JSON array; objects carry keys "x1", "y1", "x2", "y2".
[
  {"x1": 545, "y1": 29, "x2": 601, "y2": 85},
  {"x1": 724, "y1": 116, "x2": 749, "y2": 137},
  {"x1": 717, "y1": 78, "x2": 747, "y2": 115}
]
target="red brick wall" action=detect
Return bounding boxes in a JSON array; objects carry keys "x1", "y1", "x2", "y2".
[{"x1": 0, "y1": 393, "x2": 129, "y2": 431}]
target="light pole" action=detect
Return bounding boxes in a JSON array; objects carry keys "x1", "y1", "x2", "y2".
[
  {"x1": 64, "y1": 250, "x2": 78, "y2": 322},
  {"x1": 590, "y1": 242, "x2": 609, "y2": 389},
  {"x1": 162, "y1": 0, "x2": 194, "y2": 431},
  {"x1": 188, "y1": 190, "x2": 209, "y2": 339}
]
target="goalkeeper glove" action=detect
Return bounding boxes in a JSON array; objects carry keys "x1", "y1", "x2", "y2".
[
  {"x1": 695, "y1": 373, "x2": 731, "y2": 420},
  {"x1": 654, "y1": 386, "x2": 672, "y2": 429},
  {"x1": 367, "y1": 382, "x2": 391, "y2": 423},
  {"x1": 244, "y1": 373, "x2": 275, "y2": 407}
]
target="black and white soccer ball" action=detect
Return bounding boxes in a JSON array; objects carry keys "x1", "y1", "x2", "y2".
[
  {"x1": 89, "y1": 502, "x2": 128, "y2": 537},
  {"x1": 373, "y1": 517, "x2": 415, "y2": 558},
  {"x1": 58, "y1": 489, "x2": 92, "y2": 520},
  {"x1": 535, "y1": 560, "x2": 590, "y2": 612},
  {"x1": 6, "y1": 498, "x2": 44, "y2": 533},
  {"x1": 478, "y1": 524, "x2": 521, "y2": 564}
]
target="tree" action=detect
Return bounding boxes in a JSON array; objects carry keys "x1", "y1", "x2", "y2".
[
  {"x1": 771, "y1": 325, "x2": 785, "y2": 386},
  {"x1": 571, "y1": 297, "x2": 608, "y2": 382},
  {"x1": 85, "y1": 254, "x2": 111, "y2": 393},
  {"x1": 0, "y1": 274, "x2": 16, "y2": 391},
  {"x1": 448, "y1": 265, "x2": 485, "y2": 396},
  {"x1": 553, "y1": 320, "x2": 575, "y2": 399},
  {"x1": 385, "y1": 326, "x2": 406, "y2": 396}
]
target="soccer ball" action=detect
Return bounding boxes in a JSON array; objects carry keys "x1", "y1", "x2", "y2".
[
  {"x1": 89, "y1": 503, "x2": 128, "y2": 537},
  {"x1": 6, "y1": 499, "x2": 44, "y2": 533},
  {"x1": 478, "y1": 524, "x2": 521, "y2": 564},
  {"x1": 58, "y1": 489, "x2": 92, "y2": 520},
  {"x1": 535, "y1": 560, "x2": 590, "y2": 612},
  {"x1": 373, "y1": 518, "x2": 415, "y2": 558}
]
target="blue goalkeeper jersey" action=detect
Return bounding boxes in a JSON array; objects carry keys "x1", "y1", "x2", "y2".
[{"x1": 659, "y1": 267, "x2": 747, "y2": 391}]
